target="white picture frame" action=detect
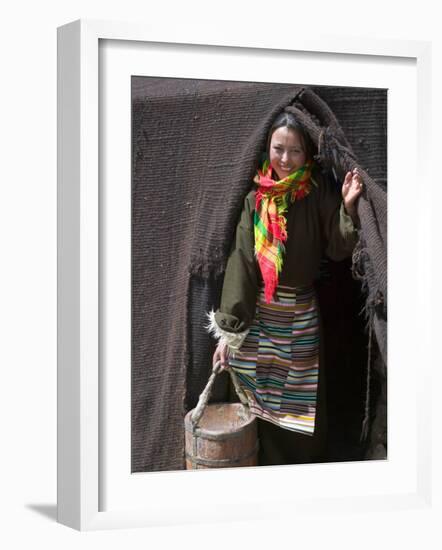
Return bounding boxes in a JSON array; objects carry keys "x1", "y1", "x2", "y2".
[{"x1": 57, "y1": 19, "x2": 433, "y2": 531}]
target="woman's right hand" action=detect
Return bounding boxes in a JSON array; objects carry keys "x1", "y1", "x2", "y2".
[{"x1": 213, "y1": 340, "x2": 230, "y2": 371}]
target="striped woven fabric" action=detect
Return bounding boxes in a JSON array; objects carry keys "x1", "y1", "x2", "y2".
[{"x1": 229, "y1": 284, "x2": 319, "y2": 435}]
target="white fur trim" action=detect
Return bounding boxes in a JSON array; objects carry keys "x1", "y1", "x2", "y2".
[{"x1": 206, "y1": 310, "x2": 249, "y2": 351}]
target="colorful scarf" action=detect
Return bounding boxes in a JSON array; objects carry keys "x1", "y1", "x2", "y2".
[{"x1": 253, "y1": 159, "x2": 314, "y2": 303}]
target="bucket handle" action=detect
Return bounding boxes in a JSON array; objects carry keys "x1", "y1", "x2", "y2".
[{"x1": 190, "y1": 361, "x2": 249, "y2": 428}]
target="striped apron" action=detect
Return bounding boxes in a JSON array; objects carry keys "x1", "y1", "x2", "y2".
[{"x1": 228, "y1": 284, "x2": 320, "y2": 435}]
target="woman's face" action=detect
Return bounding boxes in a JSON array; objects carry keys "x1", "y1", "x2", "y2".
[{"x1": 269, "y1": 126, "x2": 307, "y2": 180}]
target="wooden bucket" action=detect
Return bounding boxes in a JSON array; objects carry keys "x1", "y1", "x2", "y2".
[
  {"x1": 184, "y1": 362, "x2": 258, "y2": 469},
  {"x1": 185, "y1": 403, "x2": 258, "y2": 469}
]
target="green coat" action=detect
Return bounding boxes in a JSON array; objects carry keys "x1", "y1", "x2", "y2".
[{"x1": 214, "y1": 170, "x2": 358, "y2": 335}]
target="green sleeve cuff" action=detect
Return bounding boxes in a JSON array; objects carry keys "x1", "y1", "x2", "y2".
[
  {"x1": 340, "y1": 201, "x2": 358, "y2": 235},
  {"x1": 206, "y1": 310, "x2": 249, "y2": 351}
]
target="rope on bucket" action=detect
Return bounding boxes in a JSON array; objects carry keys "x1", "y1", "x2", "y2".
[{"x1": 190, "y1": 361, "x2": 249, "y2": 429}]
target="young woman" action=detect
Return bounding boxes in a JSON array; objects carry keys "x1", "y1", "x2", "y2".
[{"x1": 207, "y1": 111, "x2": 363, "y2": 465}]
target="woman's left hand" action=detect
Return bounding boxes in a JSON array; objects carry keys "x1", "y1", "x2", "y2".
[{"x1": 342, "y1": 167, "x2": 364, "y2": 216}]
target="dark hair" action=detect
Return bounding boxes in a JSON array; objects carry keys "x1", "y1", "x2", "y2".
[{"x1": 266, "y1": 112, "x2": 316, "y2": 161}]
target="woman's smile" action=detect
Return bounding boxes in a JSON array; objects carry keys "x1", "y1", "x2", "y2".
[{"x1": 278, "y1": 163, "x2": 293, "y2": 174}]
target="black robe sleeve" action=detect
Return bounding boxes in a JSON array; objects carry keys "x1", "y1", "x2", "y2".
[
  {"x1": 317, "y1": 176, "x2": 358, "y2": 261},
  {"x1": 207, "y1": 191, "x2": 258, "y2": 351}
]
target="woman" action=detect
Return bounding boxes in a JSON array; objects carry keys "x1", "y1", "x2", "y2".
[{"x1": 207, "y1": 111, "x2": 363, "y2": 465}]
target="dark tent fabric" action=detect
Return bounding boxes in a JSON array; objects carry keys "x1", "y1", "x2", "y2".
[{"x1": 132, "y1": 77, "x2": 387, "y2": 472}]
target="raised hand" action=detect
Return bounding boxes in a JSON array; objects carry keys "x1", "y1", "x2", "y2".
[{"x1": 342, "y1": 167, "x2": 364, "y2": 217}]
